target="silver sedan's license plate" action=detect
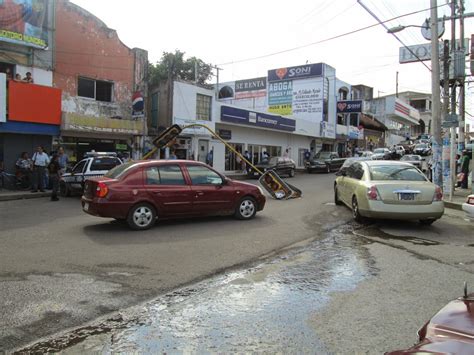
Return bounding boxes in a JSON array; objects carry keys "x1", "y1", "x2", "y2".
[
  {"x1": 83, "y1": 202, "x2": 89, "y2": 211},
  {"x1": 399, "y1": 193, "x2": 415, "y2": 201}
]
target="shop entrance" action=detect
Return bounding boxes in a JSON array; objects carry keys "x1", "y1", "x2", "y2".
[
  {"x1": 248, "y1": 144, "x2": 282, "y2": 165},
  {"x1": 198, "y1": 140, "x2": 209, "y2": 163},
  {"x1": 225, "y1": 143, "x2": 244, "y2": 171}
]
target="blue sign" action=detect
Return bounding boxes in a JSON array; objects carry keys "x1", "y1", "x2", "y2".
[
  {"x1": 337, "y1": 100, "x2": 363, "y2": 113},
  {"x1": 268, "y1": 63, "x2": 323, "y2": 82},
  {"x1": 221, "y1": 106, "x2": 295, "y2": 132}
]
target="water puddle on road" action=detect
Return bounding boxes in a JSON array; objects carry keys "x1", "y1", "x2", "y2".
[{"x1": 30, "y1": 225, "x2": 376, "y2": 353}]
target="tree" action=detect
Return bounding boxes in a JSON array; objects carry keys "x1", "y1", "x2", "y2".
[{"x1": 148, "y1": 50, "x2": 213, "y2": 86}]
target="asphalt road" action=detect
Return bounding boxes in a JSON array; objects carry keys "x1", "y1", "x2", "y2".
[{"x1": 0, "y1": 172, "x2": 348, "y2": 351}]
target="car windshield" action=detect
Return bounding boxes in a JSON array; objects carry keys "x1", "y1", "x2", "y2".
[
  {"x1": 401, "y1": 155, "x2": 420, "y2": 161},
  {"x1": 315, "y1": 152, "x2": 331, "y2": 159},
  {"x1": 268, "y1": 157, "x2": 278, "y2": 165},
  {"x1": 369, "y1": 165, "x2": 427, "y2": 181},
  {"x1": 104, "y1": 162, "x2": 135, "y2": 178},
  {"x1": 373, "y1": 149, "x2": 385, "y2": 154}
]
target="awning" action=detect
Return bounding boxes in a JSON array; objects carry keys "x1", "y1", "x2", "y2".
[{"x1": 360, "y1": 114, "x2": 387, "y2": 131}]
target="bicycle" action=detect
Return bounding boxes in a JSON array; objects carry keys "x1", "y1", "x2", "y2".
[{"x1": 0, "y1": 170, "x2": 31, "y2": 191}]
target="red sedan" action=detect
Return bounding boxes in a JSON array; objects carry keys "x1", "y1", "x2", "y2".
[{"x1": 81, "y1": 160, "x2": 266, "y2": 230}]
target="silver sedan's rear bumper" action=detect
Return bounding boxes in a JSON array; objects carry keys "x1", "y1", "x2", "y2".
[{"x1": 360, "y1": 201, "x2": 444, "y2": 220}]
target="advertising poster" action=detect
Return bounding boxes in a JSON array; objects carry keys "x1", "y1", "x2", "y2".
[
  {"x1": 0, "y1": 0, "x2": 49, "y2": 49},
  {"x1": 268, "y1": 80, "x2": 292, "y2": 115},
  {"x1": 291, "y1": 79, "x2": 324, "y2": 122}
]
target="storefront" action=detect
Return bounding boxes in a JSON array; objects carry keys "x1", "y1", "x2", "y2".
[{"x1": 60, "y1": 112, "x2": 146, "y2": 162}]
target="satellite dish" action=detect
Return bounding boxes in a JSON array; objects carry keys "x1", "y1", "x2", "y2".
[{"x1": 421, "y1": 18, "x2": 445, "y2": 40}]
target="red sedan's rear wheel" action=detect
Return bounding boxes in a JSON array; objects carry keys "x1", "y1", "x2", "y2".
[{"x1": 127, "y1": 203, "x2": 156, "y2": 230}]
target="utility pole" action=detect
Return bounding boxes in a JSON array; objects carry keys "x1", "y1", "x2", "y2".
[
  {"x1": 211, "y1": 65, "x2": 223, "y2": 100},
  {"x1": 396, "y1": 71, "x2": 399, "y2": 97},
  {"x1": 430, "y1": 0, "x2": 442, "y2": 189},
  {"x1": 448, "y1": 0, "x2": 457, "y2": 200},
  {"x1": 458, "y1": 0, "x2": 466, "y2": 151}
]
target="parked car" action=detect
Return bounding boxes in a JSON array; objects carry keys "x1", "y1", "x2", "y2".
[
  {"x1": 462, "y1": 194, "x2": 474, "y2": 222},
  {"x1": 387, "y1": 286, "x2": 474, "y2": 354},
  {"x1": 336, "y1": 157, "x2": 372, "y2": 176},
  {"x1": 82, "y1": 160, "x2": 266, "y2": 230},
  {"x1": 400, "y1": 140, "x2": 415, "y2": 154},
  {"x1": 394, "y1": 145, "x2": 406, "y2": 157},
  {"x1": 306, "y1": 151, "x2": 345, "y2": 173},
  {"x1": 357, "y1": 151, "x2": 373, "y2": 158},
  {"x1": 371, "y1": 148, "x2": 391, "y2": 160},
  {"x1": 400, "y1": 154, "x2": 423, "y2": 170},
  {"x1": 60, "y1": 153, "x2": 122, "y2": 196},
  {"x1": 334, "y1": 160, "x2": 444, "y2": 224},
  {"x1": 413, "y1": 143, "x2": 431, "y2": 156},
  {"x1": 248, "y1": 157, "x2": 296, "y2": 178}
]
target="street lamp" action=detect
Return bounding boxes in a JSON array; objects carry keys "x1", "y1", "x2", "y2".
[{"x1": 387, "y1": 25, "x2": 424, "y2": 34}]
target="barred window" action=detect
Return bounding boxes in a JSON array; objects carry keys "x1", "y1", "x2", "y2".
[{"x1": 196, "y1": 94, "x2": 212, "y2": 121}]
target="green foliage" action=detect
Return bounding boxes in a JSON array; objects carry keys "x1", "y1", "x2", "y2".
[{"x1": 148, "y1": 50, "x2": 213, "y2": 86}]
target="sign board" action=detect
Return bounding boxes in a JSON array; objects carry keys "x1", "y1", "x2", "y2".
[
  {"x1": 268, "y1": 63, "x2": 323, "y2": 82},
  {"x1": 234, "y1": 77, "x2": 267, "y2": 99},
  {"x1": 336, "y1": 100, "x2": 363, "y2": 113},
  {"x1": 399, "y1": 39, "x2": 469, "y2": 64},
  {"x1": 268, "y1": 80, "x2": 293, "y2": 115},
  {"x1": 221, "y1": 105, "x2": 295, "y2": 132},
  {"x1": 132, "y1": 91, "x2": 144, "y2": 118},
  {"x1": 0, "y1": 0, "x2": 49, "y2": 49},
  {"x1": 291, "y1": 79, "x2": 324, "y2": 122},
  {"x1": 218, "y1": 129, "x2": 232, "y2": 140}
]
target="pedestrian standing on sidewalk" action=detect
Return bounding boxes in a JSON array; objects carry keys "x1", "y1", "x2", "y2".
[
  {"x1": 460, "y1": 150, "x2": 471, "y2": 189},
  {"x1": 57, "y1": 147, "x2": 69, "y2": 174},
  {"x1": 31, "y1": 146, "x2": 49, "y2": 192},
  {"x1": 47, "y1": 155, "x2": 61, "y2": 201}
]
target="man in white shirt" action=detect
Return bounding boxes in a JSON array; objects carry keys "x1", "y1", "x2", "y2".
[{"x1": 31, "y1": 146, "x2": 50, "y2": 192}]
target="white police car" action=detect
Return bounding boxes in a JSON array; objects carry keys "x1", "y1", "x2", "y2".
[{"x1": 60, "y1": 152, "x2": 122, "y2": 196}]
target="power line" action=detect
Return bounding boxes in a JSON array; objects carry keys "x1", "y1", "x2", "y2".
[{"x1": 217, "y1": 3, "x2": 448, "y2": 66}]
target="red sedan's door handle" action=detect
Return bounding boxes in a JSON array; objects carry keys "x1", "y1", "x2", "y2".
[
  {"x1": 152, "y1": 191, "x2": 162, "y2": 195},
  {"x1": 195, "y1": 191, "x2": 204, "y2": 196}
]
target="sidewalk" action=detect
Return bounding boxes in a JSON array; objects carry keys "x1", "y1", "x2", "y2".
[
  {"x1": 443, "y1": 188, "x2": 470, "y2": 211},
  {"x1": 0, "y1": 189, "x2": 51, "y2": 202}
]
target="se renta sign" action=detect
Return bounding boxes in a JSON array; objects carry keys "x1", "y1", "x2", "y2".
[
  {"x1": 221, "y1": 105, "x2": 295, "y2": 132},
  {"x1": 267, "y1": 63, "x2": 323, "y2": 82}
]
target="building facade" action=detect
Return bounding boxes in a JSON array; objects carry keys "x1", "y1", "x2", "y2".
[
  {"x1": 0, "y1": 0, "x2": 61, "y2": 173},
  {"x1": 53, "y1": 0, "x2": 147, "y2": 162}
]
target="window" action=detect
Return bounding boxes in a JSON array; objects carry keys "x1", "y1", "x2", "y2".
[
  {"x1": 90, "y1": 157, "x2": 121, "y2": 171},
  {"x1": 105, "y1": 162, "x2": 134, "y2": 178},
  {"x1": 145, "y1": 165, "x2": 185, "y2": 185},
  {"x1": 78, "y1": 77, "x2": 113, "y2": 102},
  {"x1": 196, "y1": 94, "x2": 212, "y2": 121},
  {"x1": 151, "y1": 92, "x2": 159, "y2": 128},
  {"x1": 187, "y1": 165, "x2": 223, "y2": 185},
  {"x1": 72, "y1": 160, "x2": 87, "y2": 174},
  {"x1": 369, "y1": 165, "x2": 426, "y2": 181},
  {"x1": 348, "y1": 163, "x2": 364, "y2": 180}
]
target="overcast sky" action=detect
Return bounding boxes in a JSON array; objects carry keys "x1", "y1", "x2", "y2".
[{"x1": 71, "y1": 0, "x2": 474, "y2": 122}]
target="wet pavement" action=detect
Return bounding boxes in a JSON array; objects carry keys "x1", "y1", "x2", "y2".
[{"x1": 21, "y1": 223, "x2": 376, "y2": 353}]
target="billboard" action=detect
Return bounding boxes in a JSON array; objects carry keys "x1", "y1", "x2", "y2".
[
  {"x1": 336, "y1": 100, "x2": 363, "y2": 113},
  {"x1": 268, "y1": 80, "x2": 292, "y2": 115},
  {"x1": 0, "y1": 0, "x2": 49, "y2": 49},
  {"x1": 268, "y1": 63, "x2": 323, "y2": 82},
  {"x1": 291, "y1": 79, "x2": 323, "y2": 121},
  {"x1": 234, "y1": 77, "x2": 266, "y2": 99}
]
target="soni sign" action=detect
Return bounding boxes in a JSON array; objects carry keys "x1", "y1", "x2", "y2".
[{"x1": 268, "y1": 63, "x2": 323, "y2": 82}]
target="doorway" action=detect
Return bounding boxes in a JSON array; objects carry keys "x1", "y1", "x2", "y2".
[{"x1": 198, "y1": 140, "x2": 209, "y2": 163}]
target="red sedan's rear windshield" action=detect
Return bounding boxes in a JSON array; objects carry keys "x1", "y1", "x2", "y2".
[
  {"x1": 369, "y1": 165, "x2": 427, "y2": 181},
  {"x1": 104, "y1": 162, "x2": 135, "y2": 179}
]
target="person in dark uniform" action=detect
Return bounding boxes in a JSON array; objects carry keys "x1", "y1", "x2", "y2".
[{"x1": 47, "y1": 155, "x2": 61, "y2": 201}]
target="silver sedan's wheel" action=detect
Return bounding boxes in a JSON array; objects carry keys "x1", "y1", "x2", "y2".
[
  {"x1": 235, "y1": 197, "x2": 257, "y2": 220},
  {"x1": 127, "y1": 203, "x2": 156, "y2": 230}
]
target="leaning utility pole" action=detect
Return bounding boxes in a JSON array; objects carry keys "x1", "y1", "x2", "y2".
[{"x1": 430, "y1": 0, "x2": 443, "y2": 188}]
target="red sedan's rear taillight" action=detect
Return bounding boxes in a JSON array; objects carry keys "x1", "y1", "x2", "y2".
[
  {"x1": 367, "y1": 186, "x2": 380, "y2": 200},
  {"x1": 467, "y1": 196, "x2": 474, "y2": 205},
  {"x1": 96, "y1": 182, "x2": 109, "y2": 198},
  {"x1": 433, "y1": 185, "x2": 443, "y2": 201}
]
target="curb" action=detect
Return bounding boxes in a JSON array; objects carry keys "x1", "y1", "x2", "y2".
[
  {"x1": 0, "y1": 191, "x2": 51, "y2": 202},
  {"x1": 443, "y1": 200, "x2": 463, "y2": 211}
]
